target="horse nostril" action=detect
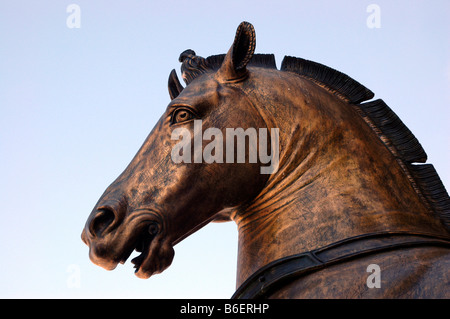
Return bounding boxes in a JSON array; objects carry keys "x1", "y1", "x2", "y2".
[{"x1": 89, "y1": 208, "x2": 116, "y2": 237}]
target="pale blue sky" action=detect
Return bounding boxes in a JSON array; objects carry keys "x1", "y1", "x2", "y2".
[{"x1": 0, "y1": 1, "x2": 448, "y2": 298}]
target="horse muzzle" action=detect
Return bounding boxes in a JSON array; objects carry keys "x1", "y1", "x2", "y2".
[{"x1": 82, "y1": 204, "x2": 174, "y2": 278}]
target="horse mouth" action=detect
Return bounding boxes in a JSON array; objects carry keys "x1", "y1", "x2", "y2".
[
  {"x1": 130, "y1": 224, "x2": 157, "y2": 273},
  {"x1": 85, "y1": 217, "x2": 174, "y2": 279},
  {"x1": 123, "y1": 222, "x2": 174, "y2": 279}
]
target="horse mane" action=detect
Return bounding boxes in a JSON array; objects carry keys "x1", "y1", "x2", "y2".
[
  {"x1": 178, "y1": 51, "x2": 450, "y2": 229},
  {"x1": 279, "y1": 55, "x2": 449, "y2": 230}
]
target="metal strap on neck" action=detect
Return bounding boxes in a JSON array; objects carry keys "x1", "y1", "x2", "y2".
[{"x1": 231, "y1": 232, "x2": 450, "y2": 299}]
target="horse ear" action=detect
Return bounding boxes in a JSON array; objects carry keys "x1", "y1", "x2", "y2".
[
  {"x1": 216, "y1": 21, "x2": 256, "y2": 82},
  {"x1": 168, "y1": 69, "x2": 184, "y2": 100}
]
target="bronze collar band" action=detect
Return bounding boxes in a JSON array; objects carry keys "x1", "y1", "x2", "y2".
[{"x1": 232, "y1": 232, "x2": 450, "y2": 299}]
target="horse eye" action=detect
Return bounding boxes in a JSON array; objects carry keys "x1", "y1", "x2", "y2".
[{"x1": 172, "y1": 109, "x2": 194, "y2": 124}]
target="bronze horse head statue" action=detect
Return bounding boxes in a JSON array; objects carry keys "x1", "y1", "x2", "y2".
[{"x1": 82, "y1": 22, "x2": 450, "y2": 298}]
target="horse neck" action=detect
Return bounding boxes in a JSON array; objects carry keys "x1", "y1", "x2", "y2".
[{"x1": 231, "y1": 72, "x2": 448, "y2": 287}]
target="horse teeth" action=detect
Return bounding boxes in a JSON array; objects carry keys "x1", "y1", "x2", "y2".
[{"x1": 131, "y1": 255, "x2": 143, "y2": 271}]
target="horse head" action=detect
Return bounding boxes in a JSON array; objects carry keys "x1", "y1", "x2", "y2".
[{"x1": 81, "y1": 22, "x2": 272, "y2": 278}]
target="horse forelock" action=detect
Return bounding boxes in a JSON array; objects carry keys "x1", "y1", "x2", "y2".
[{"x1": 178, "y1": 51, "x2": 277, "y2": 85}]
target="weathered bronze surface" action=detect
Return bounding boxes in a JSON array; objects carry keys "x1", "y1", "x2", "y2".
[{"x1": 82, "y1": 22, "x2": 450, "y2": 298}]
